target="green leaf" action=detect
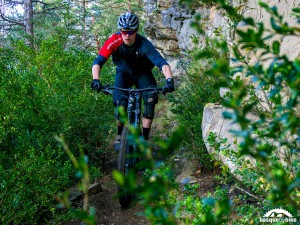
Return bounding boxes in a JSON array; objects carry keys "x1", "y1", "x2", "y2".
[
  {"x1": 232, "y1": 46, "x2": 242, "y2": 60},
  {"x1": 222, "y1": 111, "x2": 233, "y2": 119},
  {"x1": 202, "y1": 197, "x2": 215, "y2": 206},
  {"x1": 236, "y1": 29, "x2": 248, "y2": 39},
  {"x1": 259, "y1": 1, "x2": 269, "y2": 9},
  {"x1": 272, "y1": 41, "x2": 280, "y2": 54},
  {"x1": 243, "y1": 17, "x2": 255, "y2": 26},
  {"x1": 292, "y1": 8, "x2": 300, "y2": 13},
  {"x1": 215, "y1": 197, "x2": 231, "y2": 217},
  {"x1": 263, "y1": 34, "x2": 274, "y2": 40},
  {"x1": 196, "y1": 50, "x2": 214, "y2": 59},
  {"x1": 242, "y1": 101, "x2": 257, "y2": 114},
  {"x1": 270, "y1": 6, "x2": 279, "y2": 16},
  {"x1": 257, "y1": 22, "x2": 264, "y2": 39},
  {"x1": 112, "y1": 170, "x2": 124, "y2": 186},
  {"x1": 293, "y1": 59, "x2": 300, "y2": 71},
  {"x1": 72, "y1": 209, "x2": 96, "y2": 225},
  {"x1": 231, "y1": 66, "x2": 244, "y2": 73},
  {"x1": 270, "y1": 17, "x2": 283, "y2": 33},
  {"x1": 240, "y1": 43, "x2": 256, "y2": 49}
]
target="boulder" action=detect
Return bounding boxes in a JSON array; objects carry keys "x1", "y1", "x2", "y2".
[
  {"x1": 202, "y1": 103, "x2": 257, "y2": 180},
  {"x1": 173, "y1": 156, "x2": 198, "y2": 184}
]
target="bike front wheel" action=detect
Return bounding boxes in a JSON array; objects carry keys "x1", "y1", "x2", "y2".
[{"x1": 117, "y1": 127, "x2": 133, "y2": 208}]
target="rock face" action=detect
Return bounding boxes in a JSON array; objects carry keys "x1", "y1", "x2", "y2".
[
  {"x1": 144, "y1": 0, "x2": 300, "y2": 70},
  {"x1": 241, "y1": 0, "x2": 300, "y2": 60},
  {"x1": 202, "y1": 0, "x2": 300, "y2": 179},
  {"x1": 201, "y1": 104, "x2": 258, "y2": 179},
  {"x1": 143, "y1": 1, "x2": 210, "y2": 77},
  {"x1": 143, "y1": 0, "x2": 300, "y2": 180}
]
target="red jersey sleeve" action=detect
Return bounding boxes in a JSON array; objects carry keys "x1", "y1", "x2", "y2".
[{"x1": 99, "y1": 33, "x2": 123, "y2": 59}]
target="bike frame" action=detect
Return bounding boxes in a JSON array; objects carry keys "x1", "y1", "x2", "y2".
[
  {"x1": 127, "y1": 90, "x2": 142, "y2": 128},
  {"x1": 127, "y1": 90, "x2": 142, "y2": 160},
  {"x1": 101, "y1": 85, "x2": 165, "y2": 207}
]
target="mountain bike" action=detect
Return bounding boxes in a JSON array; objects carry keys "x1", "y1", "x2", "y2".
[{"x1": 101, "y1": 85, "x2": 166, "y2": 208}]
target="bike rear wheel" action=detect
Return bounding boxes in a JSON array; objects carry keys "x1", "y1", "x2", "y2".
[{"x1": 117, "y1": 127, "x2": 133, "y2": 208}]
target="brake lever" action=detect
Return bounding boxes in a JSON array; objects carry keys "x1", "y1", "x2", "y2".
[
  {"x1": 100, "y1": 84, "x2": 112, "y2": 95},
  {"x1": 102, "y1": 89, "x2": 113, "y2": 95}
]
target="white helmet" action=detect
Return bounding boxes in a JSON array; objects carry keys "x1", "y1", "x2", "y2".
[{"x1": 118, "y1": 12, "x2": 139, "y2": 30}]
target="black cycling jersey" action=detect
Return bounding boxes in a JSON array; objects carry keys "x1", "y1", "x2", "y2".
[{"x1": 93, "y1": 33, "x2": 169, "y2": 74}]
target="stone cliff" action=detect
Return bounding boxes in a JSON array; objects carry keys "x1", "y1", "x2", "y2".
[{"x1": 143, "y1": 0, "x2": 300, "y2": 180}]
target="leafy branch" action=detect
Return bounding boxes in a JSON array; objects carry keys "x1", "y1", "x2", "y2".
[{"x1": 55, "y1": 134, "x2": 96, "y2": 225}]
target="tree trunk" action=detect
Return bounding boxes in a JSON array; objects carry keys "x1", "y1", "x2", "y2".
[
  {"x1": 0, "y1": 0, "x2": 5, "y2": 47},
  {"x1": 82, "y1": 0, "x2": 86, "y2": 48},
  {"x1": 24, "y1": 0, "x2": 34, "y2": 47},
  {"x1": 91, "y1": 15, "x2": 100, "y2": 51}
]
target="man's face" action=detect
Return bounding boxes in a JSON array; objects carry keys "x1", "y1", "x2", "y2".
[{"x1": 120, "y1": 29, "x2": 137, "y2": 46}]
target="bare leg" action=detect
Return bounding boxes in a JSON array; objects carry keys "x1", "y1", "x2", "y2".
[
  {"x1": 142, "y1": 118, "x2": 152, "y2": 128},
  {"x1": 117, "y1": 119, "x2": 152, "y2": 129},
  {"x1": 117, "y1": 120, "x2": 123, "y2": 127},
  {"x1": 114, "y1": 120, "x2": 124, "y2": 150}
]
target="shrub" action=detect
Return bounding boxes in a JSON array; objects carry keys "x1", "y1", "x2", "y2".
[
  {"x1": 170, "y1": 37, "x2": 225, "y2": 168},
  {"x1": 0, "y1": 37, "x2": 115, "y2": 223}
]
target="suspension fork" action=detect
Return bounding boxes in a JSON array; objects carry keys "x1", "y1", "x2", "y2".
[
  {"x1": 127, "y1": 92, "x2": 142, "y2": 128},
  {"x1": 127, "y1": 92, "x2": 142, "y2": 165},
  {"x1": 134, "y1": 92, "x2": 142, "y2": 129}
]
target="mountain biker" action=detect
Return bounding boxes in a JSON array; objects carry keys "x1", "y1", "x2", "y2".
[{"x1": 91, "y1": 12, "x2": 175, "y2": 148}]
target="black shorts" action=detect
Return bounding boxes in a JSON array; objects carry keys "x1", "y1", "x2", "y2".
[{"x1": 113, "y1": 71, "x2": 157, "y2": 105}]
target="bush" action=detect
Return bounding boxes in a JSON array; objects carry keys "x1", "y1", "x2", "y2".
[
  {"x1": 0, "y1": 37, "x2": 115, "y2": 223},
  {"x1": 170, "y1": 37, "x2": 225, "y2": 168},
  {"x1": 0, "y1": 147, "x2": 74, "y2": 223}
]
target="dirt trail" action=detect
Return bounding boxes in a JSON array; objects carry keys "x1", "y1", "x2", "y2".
[
  {"x1": 91, "y1": 173, "x2": 150, "y2": 225},
  {"x1": 65, "y1": 172, "x2": 149, "y2": 225},
  {"x1": 63, "y1": 155, "x2": 221, "y2": 225},
  {"x1": 64, "y1": 101, "x2": 198, "y2": 225},
  {"x1": 87, "y1": 167, "x2": 220, "y2": 225}
]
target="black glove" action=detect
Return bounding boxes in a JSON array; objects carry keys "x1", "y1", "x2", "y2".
[
  {"x1": 90, "y1": 79, "x2": 102, "y2": 92},
  {"x1": 164, "y1": 78, "x2": 175, "y2": 93}
]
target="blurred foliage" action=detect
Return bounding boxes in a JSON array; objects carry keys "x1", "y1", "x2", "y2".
[
  {"x1": 112, "y1": 125, "x2": 186, "y2": 225},
  {"x1": 224, "y1": 3, "x2": 299, "y2": 220},
  {"x1": 55, "y1": 135, "x2": 97, "y2": 225},
  {"x1": 174, "y1": 0, "x2": 300, "y2": 224},
  {"x1": 113, "y1": 124, "x2": 233, "y2": 225}
]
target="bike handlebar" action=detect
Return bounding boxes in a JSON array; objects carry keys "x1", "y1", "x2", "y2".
[{"x1": 101, "y1": 84, "x2": 166, "y2": 95}]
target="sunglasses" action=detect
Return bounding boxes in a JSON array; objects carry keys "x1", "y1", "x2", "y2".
[{"x1": 120, "y1": 30, "x2": 136, "y2": 35}]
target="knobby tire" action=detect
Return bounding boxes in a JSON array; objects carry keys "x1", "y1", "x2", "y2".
[{"x1": 117, "y1": 127, "x2": 133, "y2": 208}]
